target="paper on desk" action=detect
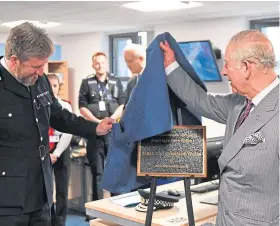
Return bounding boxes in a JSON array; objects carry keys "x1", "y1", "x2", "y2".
[{"x1": 109, "y1": 191, "x2": 141, "y2": 207}]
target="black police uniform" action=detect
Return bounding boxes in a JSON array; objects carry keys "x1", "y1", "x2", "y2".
[
  {"x1": 79, "y1": 73, "x2": 125, "y2": 201},
  {"x1": 0, "y1": 57, "x2": 98, "y2": 226}
]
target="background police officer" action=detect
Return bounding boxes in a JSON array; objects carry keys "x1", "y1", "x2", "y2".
[
  {"x1": 0, "y1": 22, "x2": 113, "y2": 226},
  {"x1": 79, "y1": 52, "x2": 125, "y2": 202}
]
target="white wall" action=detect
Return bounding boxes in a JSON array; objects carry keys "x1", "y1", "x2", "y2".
[
  {"x1": 0, "y1": 33, "x2": 61, "y2": 44},
  {"x1": 59, "y1": 32, "x2": 109, "y2": 113},
  {"x1": 0, "y1": 33, "x2": 8, "y2": 41},
  {"x1": 154, "y1": 17, "x2": 249, "y2": 138}
]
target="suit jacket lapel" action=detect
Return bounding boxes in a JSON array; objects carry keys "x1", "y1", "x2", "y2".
[
  {"x1": 0, "y1": 64, "x2": 30, "y2": 99},
  {"x1": 219, "y1": 85, "x2": 279, "y2": 173},
  {"x1": 127, "y1": 76, "x2": 137, "y2": 97}
]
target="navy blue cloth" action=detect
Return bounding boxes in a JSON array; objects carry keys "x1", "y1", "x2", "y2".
[{"x1": 101, "y1": 32, "x2": 207, "y2": 193}]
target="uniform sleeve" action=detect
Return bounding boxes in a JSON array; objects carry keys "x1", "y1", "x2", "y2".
[
  {"x1": 79, "y1": 79, "x2": 90, "y2": 109},
  {"x1": 46, "y1": 78, "x2": 97, "y2": 140},
  {"x1": 116, "y1": 78, "x2": 126, "y2": 105}
]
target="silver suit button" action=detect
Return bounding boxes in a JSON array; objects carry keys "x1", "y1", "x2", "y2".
[
  {"x1": 8, "y1": 113, "x2": 12, "y2": 117},
  {"x1": 40, "y1": 137, "x2": 43, "y2": 141},
  {"x1": 2, "y1": 172, "x2": 5, "y2": 175}
]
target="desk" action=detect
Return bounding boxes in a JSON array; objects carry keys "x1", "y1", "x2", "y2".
[
  {"x1": 90, "y1": 216, "x2": 217, "y2": 226},
  {"x1": 86, "y1": 181, "x2": 218, "y2": 226}
]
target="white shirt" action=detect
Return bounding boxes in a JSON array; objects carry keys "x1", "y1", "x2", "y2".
[
  {"x1": 52, "y1": 97, "x2": 73, "y2": 158},
  {"x1": 1, "y1": 57, "x2": 9, "y2": 72},
  {"x1": 0, "y1": 57, "x2": 23, "y2": 84},
  {"x1": 166, "y1": 61, "x2": 279, "y2": 112},
  {"x1": 251, "y1": 78, "x2": 279, "y2": 108}
]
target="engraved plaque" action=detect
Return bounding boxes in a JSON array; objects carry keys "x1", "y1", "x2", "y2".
[{"x1": 137, "y1": 126, "x2": 207, "y2": 177}]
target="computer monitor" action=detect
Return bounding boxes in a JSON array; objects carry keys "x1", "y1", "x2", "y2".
[
  {"x1": 205, "y1": 136, "x2": 224, "y2": 181},
  {"x1": 178, "y1": 40, "x2": 222, "y2": 82}
]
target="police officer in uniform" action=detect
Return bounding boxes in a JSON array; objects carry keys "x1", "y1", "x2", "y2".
[
  {"x1": 79, "y1": 52, "x2": 125, "y2": 202},
  {"x1": 0, "y1": 22, "x2": 113, "y2": 226}
]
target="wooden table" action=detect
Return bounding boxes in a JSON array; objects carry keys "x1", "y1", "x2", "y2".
[
  {"x1": 86, "y1": 180, "x2": 218, "y2": 226},
  {"x1": 90, "y1": 216, "x2": 216, "y2": 226}
]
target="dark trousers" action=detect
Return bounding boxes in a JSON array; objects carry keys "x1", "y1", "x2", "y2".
[
  {"x1": 0, "y1": 205, "x2": 51, "y2": 226},
  {"x1": 51, "y1": 148, "x2": 70, "y2": 226},
  {"x1": 86, "y1": 136, "x2": 108, "y2": 201}
]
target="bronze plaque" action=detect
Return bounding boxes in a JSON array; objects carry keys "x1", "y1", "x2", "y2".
[{"x1": 137, "y1": 126, "x2": 207, "y2": 177}]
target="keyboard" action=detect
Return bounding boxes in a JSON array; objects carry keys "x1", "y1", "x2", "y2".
[
  {"x1": 190, "y1": 182, "x2": 219, "y2": 193},
  {"x1": 200, "y1": 195, "x2": 219, "y2": 206}
]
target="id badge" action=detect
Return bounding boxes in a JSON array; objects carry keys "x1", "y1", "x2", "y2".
[
  {"x1": 99, "y1": 101, "x2": 106, "y2": 111},
  {"x1": 50, "y1": 135, "x2": 59, "y2": 143}
]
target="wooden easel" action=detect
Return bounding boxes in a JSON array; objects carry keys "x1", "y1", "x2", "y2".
[
  {"x1": 145, "y1": 177, "x2": 195, "y2": 226},
  {"x1": 144, "y1": 108, "x2": 198, "y2": 226}
]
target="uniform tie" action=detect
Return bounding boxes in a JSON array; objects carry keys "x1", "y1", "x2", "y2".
[{"x1": 234, "y1": 99, "x2": 253, "y2": 133}]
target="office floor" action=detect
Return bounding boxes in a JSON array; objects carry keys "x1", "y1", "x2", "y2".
[{"x1": 66, "y1": 210, "x2": 90, "y2": 226}]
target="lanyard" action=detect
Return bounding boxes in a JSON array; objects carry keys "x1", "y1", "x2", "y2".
[{"x1": 98, "y1": 82, "x2": 109, "y2": 100}]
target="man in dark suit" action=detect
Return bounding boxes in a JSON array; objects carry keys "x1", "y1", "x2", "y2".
[
  {"x1": 160, "y1": 30, "x2": 279, "y2": 226},
  {"x1": 0, "y1": 22, "x2": 113, "y2": 226},
  {"x1": 111, "y1": 43, "x2": 146, "y2": 120},
  {"x1": 124, "y1": 43, "x2": 146, "y2": 103}
]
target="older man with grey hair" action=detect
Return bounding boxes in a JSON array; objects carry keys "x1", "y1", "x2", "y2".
[
  {"x1": 123, "y1": 43, "x2": 146, "y2": 102},
  {"x1": 111, "y1": 43, "x2": 146, "y2": 120},
  {"x1": 160, "y1": 30, "x2": 279, "y2": 226},
  {"x1": 0, "y1": 22, "x2": 113, "y2": 226}
]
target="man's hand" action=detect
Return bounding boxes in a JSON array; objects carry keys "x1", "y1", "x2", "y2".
[
  {"x1": 50, "y1": 154, "x2": 57, "y2": 164},
  {"x1": 160, "y1": 41, "x2": 176, "y2": 68},
  {"x1": 96, "y1": 117, "x2": 115, "y2": 136}
]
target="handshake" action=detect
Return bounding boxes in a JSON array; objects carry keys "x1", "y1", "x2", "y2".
[{"x1": 96, "y1": 117, "x2": 116, "y2": 136}]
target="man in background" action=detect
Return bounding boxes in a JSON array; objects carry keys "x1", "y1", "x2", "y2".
[
  {"x1": 111, "y1": 43, "x2": 146, "y2": 120},
  {"x1": 124, "y1": 43, "x2": 146, "y2": 103},
  {"x1": 79, "y1": 52, "x2": 125, "y2": 202}
]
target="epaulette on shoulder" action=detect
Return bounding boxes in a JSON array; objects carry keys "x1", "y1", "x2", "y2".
[{"x1": 86, "y1": 73, "x2": 95, "y2": 79}]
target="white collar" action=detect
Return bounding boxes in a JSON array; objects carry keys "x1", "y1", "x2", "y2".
[
  {"x1": 0, "y1": 57, "x2": 22, "y2": 83},
  {"x1": 252, "y1": 78, "x2": 279, "y2": 107},
  {"x1": 0, "y1": 57, "x2": 10, "y2": 73}
]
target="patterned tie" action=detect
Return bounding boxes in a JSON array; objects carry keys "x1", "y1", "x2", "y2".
[{"x1": 234, "y1": 99, "x2": 253, "y2": 132}]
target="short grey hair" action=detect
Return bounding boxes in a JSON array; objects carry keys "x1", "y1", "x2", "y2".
[
  {"x1": 5, "y1": 22, "x2": 54, "y2": 61},
  {"x1": 229, "y1": 30, "x2": 276, "y2": 69},
  {"x1": 124, "y1": 43, "x2": 146, "y2": 59}
]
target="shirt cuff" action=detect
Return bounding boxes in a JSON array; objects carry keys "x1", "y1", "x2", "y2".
[{"x1": 165, "y1": 61, "x2": 179, "y2": 76}]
